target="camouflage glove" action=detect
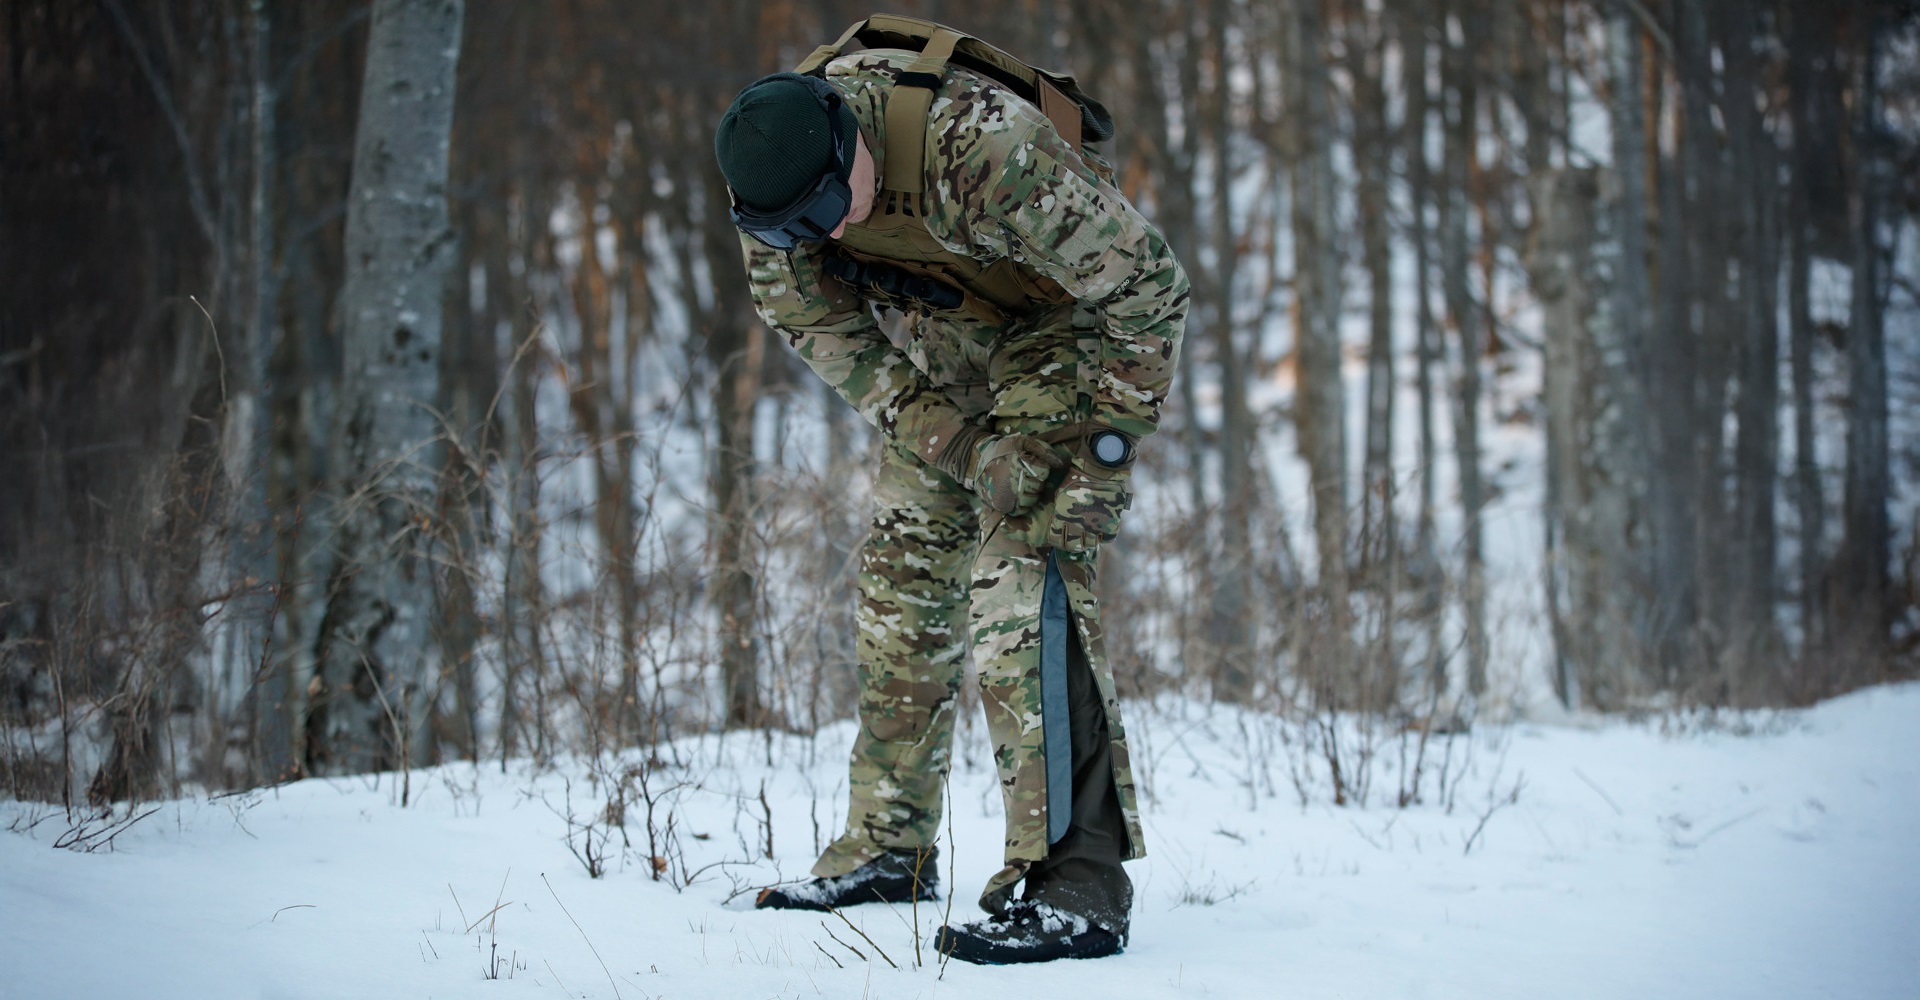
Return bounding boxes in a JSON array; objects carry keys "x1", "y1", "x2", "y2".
[
  {"x1": 930, "y1": 426, "x2": 1062, "y2": 515},
  {"x1": 972, "y1": 434, "x2": 1064, "y2": 515},
  {"x1": 999, "y1": 427, "x2": 1137, "y2": 554},
  {"x1": 1043, "y1": 462, "x2": 1132, "y2": 553}
]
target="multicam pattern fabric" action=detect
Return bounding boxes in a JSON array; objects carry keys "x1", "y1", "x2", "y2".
[
  {"x1": 812, "y1": 443, "x2": 977, "y2": 878},
  {"x1": 1001, "y1": 462, "x2": 1132, "y2": 555},
  {"x1": 741, "y1": 51, "x2": 1188, "y2": 447},
  {"x1": 740, "y1": 50, "x2": 1187, "y2": 914},
  {"x1": 968, "y1": 465, "x2": 1144, "y2": 910},
  {"x1": 812, "y1": 401, "x2": 1149, "y2": 911},
  {"x1": 971, "y1": 434, "x2": 1062, "y2": 515}
]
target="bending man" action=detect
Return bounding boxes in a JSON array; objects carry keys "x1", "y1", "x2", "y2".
[{"x1": 713, "y1": 16, "x2": 1188, "y2": 965}]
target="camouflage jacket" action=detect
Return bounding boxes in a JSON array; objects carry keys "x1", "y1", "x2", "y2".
[{"x1": 740, "y1": 51, "x2": 1189, "y2": 452}]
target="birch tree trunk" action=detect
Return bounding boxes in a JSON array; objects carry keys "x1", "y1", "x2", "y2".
[{"x1": 309, "y1": 0, "x2": 464, "y2": 777}]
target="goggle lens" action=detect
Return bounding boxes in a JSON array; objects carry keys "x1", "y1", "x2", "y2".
[{"x1": 733, "y1": 170, "x2": 852, "y2": 250}]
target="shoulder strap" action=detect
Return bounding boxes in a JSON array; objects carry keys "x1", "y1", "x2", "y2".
[
  {"x1": 879, "y1": 27, "x2": 958, "y2": 195},
  {"x1": 794, "y1": 15, "x2": 1112, "y2": 195},
  {"x1": 794, "y1": 18, "x2": 866, "y2": 76}
]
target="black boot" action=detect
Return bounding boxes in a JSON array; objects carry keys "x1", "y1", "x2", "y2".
[
  {"x1": 754, "y1": 848, "x2": 939, "y2": 911},
  {"x1": 934, "y1": 900, "x2": 1124, "y2": 964}
]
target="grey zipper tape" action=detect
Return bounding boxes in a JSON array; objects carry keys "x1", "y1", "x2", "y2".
[{"x1": 1040, "y1": 549, "x2": 1072, "y2": 845}]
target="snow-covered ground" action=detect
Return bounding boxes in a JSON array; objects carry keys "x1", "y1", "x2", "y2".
[{"x1": 4, "y1": 683, "x2": 1917, "y2": 1000}]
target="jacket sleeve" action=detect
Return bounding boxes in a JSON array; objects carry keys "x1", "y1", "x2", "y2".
[
  {"x1": 972, "y1": 129, "x2": 1190, "y2": 443},
  {"x1": 741, "y1": 235, "x2": 978, "y2": 468}
]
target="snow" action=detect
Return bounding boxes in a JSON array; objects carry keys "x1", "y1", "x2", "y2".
[{"x1": 6, "y1": 683, "x2": 1919, "y2": 1000}]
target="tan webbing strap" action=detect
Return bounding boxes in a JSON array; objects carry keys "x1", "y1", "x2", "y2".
[
  {"x1": 880, "y1": 27, "x2": 960, "y2": 195},
  {"x1": 1037, "y1": 79, "x2": 1083, "y2": 150},
  {"x1": 794, "y1": 17, "x2": 868, "y2": 76}
]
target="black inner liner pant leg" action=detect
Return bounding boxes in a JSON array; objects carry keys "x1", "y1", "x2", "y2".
[{"x1": 1021, "y1": 609, "x2": 1133, "y2": 933}]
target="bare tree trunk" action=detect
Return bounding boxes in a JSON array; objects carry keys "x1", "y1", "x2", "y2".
[
  {"x1": 696, "y1": 154, "x2": 765, "y2": 730},
  {"x1": 1207, "y1": 0, "x2": 1256, "y2": 702},
  {"x1": 1724, "y1": 0, "x2": 1781, "y2": 702},
  {"x1": 1355, "y1": 7, "x2": 1395, "y2": 582},
  {"x1": 1286, "y1": 0, "x2": 1352, "y2": 707},
  {"x1": 241, "y1": 0, "x2": 295, "y2": 782},
  {"x1": 1604, "y1": 7, "x2": 1662, "y2": 700},
  {"x1": 258, "y1": 0, "x2": 367, "y2": 786},
  {"x1": 500, "y1": 185, "x2": 550, "y2": 766},
  {"x1": 1785, "y1": 4, "x2": 1826, "y2": 683},
  {"x1": 1533, "y1": 169, "x2": 1587, "y2": 710},
  {"x1": 309, "y1": 0, "x2": 464, "y2": 777},
  {"x1": 1401, "y1": 5, "x2": 1445, "y2": 699},
  {"x1": 1672, "y1": 0, "x2": 1729, "y2": 693},
  {"x1": 609, "y1": 248, "x2": 648, "y2": 743},
  {"x1": 435, "y1": 213, "x2": 491, "y2": 763},
  {"x1": 1835, "y1": 19, "x2": 1891, "y2": 689},
  {"x1": 1352, "y1": 2, "x2": 1398, "y2": 711},
  {"x1": 563, "y1": 191, "x2": 644, "y2": 744},
  {"x1": 1531, "y1": 160, "x2": 1660, "y2": 713},
  {"x1": 1440, "y1": 0, "x2": 1486, "y2": 697},
  {"x1": 1128, "y1": 3, "x2": 1218, "y2": 688}
]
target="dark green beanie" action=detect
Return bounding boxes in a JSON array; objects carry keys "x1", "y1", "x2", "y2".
[{"x1": 715, "y1": 73, "x2": 857, "y2": 213}]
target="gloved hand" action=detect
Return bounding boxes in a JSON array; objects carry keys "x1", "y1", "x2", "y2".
[
  {"x1": 929, "y1": 425, "x2": 1063, "y2": 515},
  {"x1": 971, "y1": 434, "x2": 1064, "y2": 515},
  {"x1": 1042, "y1": 463, "x2": 1132, "y2": 553},
  {"x1": 998, "y1": 427, "x2": 1136, "y2": 555}
]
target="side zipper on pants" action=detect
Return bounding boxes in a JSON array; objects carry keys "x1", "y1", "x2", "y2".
[{"x1": 1039, "y1": 549, "x2": 1073, "y2": 845}]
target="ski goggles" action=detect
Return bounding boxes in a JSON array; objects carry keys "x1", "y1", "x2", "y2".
[{"x1": 728, "y1": 75, "x2": 854, "y2": 251}]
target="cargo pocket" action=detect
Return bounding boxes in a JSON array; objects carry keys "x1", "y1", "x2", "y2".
[{"x1": 988, "y1": 315, "x2": 1084, "y2": 432}]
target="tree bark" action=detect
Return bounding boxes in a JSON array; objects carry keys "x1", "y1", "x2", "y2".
[
  {"x1": 1724, "y1": 0, "x2": 1781, "y2": 701},
  {"x1": 501, "y1": 183, "x2": 550, "y2": 766},
  {"x1": 1440, "y1": 0, "x2": 1486, "y2": 697},
  {"x1": 309, "y1": 0, "x2": 464, "y2": 777},
  {"x1": 1603, "y1": 8, "x2": 1662, "y2": 700},
  {"x1": 697, "y1": 154, "x2": 766, "y2": 730},
  {"x1": 1352, "y1": 1, "x2": 1398, "y2": 711},
  {"x1": 1835, "y1": 18, "x2": 1891, "y2": 688},
  {"x1": 1286, "y1": 0, "x2": 1352, "y2": 707},
  {"x1": 1207, "y1": 0, "x2": 1257, "y2": 702},
  {"x1": 1356, "y1": 6, "x2": 1396, "y2": 580},
  {"x1": 241, "y1": 0, "x2": 295, "y2": 783},
  {"x1": 1400, "y1": 4, "x2": 1446, "y2": 700},
  {"x1": 1785, "y1": 2, "x2": 1826, "y2": 681}
]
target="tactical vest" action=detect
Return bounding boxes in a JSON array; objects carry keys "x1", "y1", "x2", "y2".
[{"x1": 794, "y1": 15, "x2": 1116, "y2": 325}]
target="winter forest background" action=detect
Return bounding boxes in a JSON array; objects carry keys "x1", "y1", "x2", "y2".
[{"x1": 4, "y1": 0, "x2": 1918, "y2": 821}]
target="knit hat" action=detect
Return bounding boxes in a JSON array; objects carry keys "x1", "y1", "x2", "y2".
[{"x1": 715, "y1": 73, "x2": 857, "y2": 213}]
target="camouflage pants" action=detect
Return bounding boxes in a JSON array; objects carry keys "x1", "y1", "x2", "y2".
[{"x1": 812, "y1": 303, "x2": 1147, "y2": 925}]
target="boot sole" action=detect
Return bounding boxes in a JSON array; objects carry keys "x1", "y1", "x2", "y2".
[
  {"x1": 933, "y1": 925, "x2": 1124, "y2": 964},
  {"x1": 754, "y1": 880, "x2": 939, "y2": 912}
]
